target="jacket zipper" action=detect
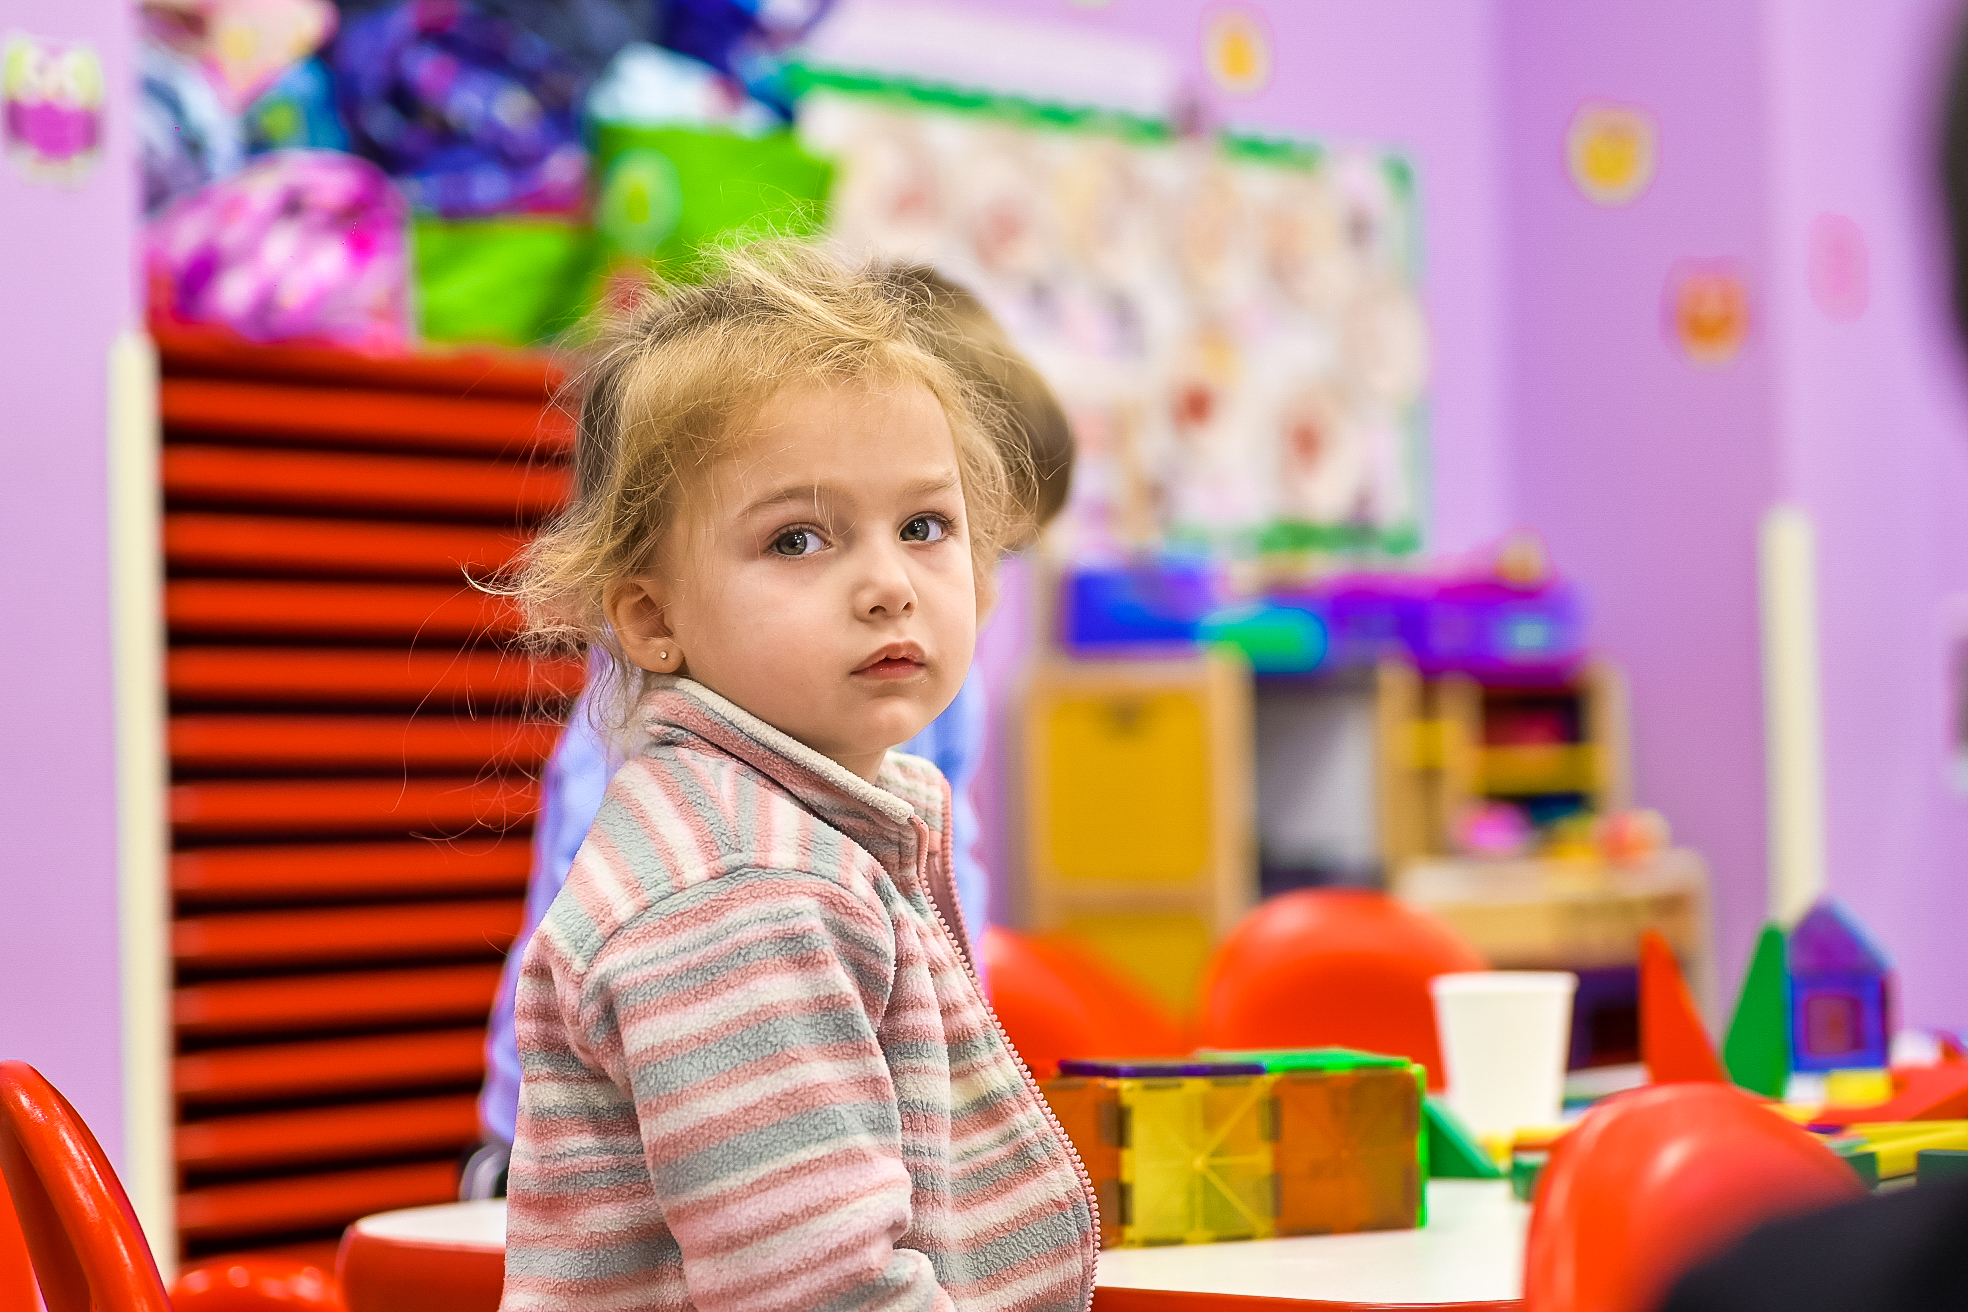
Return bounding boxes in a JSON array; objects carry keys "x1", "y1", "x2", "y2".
[{"x1": 907, "y1": 816, "x2": 1101, "y2": 1312}]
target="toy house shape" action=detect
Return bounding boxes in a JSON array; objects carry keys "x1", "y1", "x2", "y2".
[{"x1": 1787, "y1": 898, "x2": 1894, "y2": 1073}]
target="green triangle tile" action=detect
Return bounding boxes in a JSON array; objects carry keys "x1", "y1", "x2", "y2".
[{"x1": 1724, "y1": 922, "x2": 1793, "y2": 1098}]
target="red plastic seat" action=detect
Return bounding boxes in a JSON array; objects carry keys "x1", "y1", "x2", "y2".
[
  {"x1": 1195, "y1": 890, "x2": 1487, "y2": 1089},
  {"x1": 1, "y1": 1060, "x2": 344, "y2": 1312},
  {"x1": 1524, "y1": 1082, "x2": 1865, "y2": 1312},
  {"x1": 0, "y1": 1060, "x2": 172, "y2": 1312},
  {"x1": 173, "y1": 1258, "x2": 347, "y2": 1311},
  {"x1": 983, "y1": 927, "x2": 1188, "y2": 1079}
]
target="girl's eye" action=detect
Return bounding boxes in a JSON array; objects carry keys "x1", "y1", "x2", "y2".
[
  {"x1": 770, "y1": 528, "x2": 823, "y2": 557},
  {"x1": 901, "y1": 516, "x2": 947, "y2": 543}
]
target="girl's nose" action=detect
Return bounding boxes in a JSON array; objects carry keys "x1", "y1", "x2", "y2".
[{"x1": 856, "y1": 542, "x2": 918, "y2": 617}]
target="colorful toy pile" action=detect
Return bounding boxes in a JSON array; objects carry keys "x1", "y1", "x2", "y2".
[
  {"x1": 1059, "y1": 534, "x2": 1586, "y2": 680},
  {"x1": 138, "y1": 0, "x2": 834, "y2": 348},
  {"x1": 1042, "y1": 1048, "x2": 1426, "y2": 1248}
]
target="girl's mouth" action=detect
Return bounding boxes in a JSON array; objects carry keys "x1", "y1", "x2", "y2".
[
  {"x1": 853, "y1": 643, "x2": 927, "y2": 679},
  {"x1": 858, "y1": 657, "x2": 924, "y2": 679}
]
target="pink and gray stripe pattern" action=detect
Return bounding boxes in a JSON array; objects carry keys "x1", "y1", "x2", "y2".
[{"x1": 502, "y1": 677, "x2": 1098, "y2": 1311}]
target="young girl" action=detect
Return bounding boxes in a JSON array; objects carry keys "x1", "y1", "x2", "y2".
[
  {"x1": 500, "y1": 244, "x2": 1099, "y2": 1311},
  {"x1": 471, "y1": 268, "x2": 1076, "y2": 1173}
]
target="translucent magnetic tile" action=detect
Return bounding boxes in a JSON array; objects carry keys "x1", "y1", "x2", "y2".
[
  {"x1": 1120, "y1": 1076, "x2": 1277, "y2": 1246},
  {"x1": 1041, "y1": 1077, "x2": 1125, "y2": 1248},
  {"x1": 1275, "y1": 1067, "x2": 1421, "y2": 1235}
]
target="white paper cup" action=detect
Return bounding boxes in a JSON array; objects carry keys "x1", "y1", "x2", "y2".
[{"x1": 1430, "y1": 971, "x2": 1578, "y2": 1139}]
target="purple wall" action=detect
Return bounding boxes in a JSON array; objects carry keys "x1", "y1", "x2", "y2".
[
  {"x1": 1497, "y1": 2, "x2": 1784, "y2": 1002},
  {"x1": 1766, "y1": 0, "x2": 1968, "y2": 1029},
  {"x1": 0, "y1": 0, "x2": 138, "y2": 1161}
]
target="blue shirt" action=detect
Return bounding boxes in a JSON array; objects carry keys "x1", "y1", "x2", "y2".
[{"x1": 477, "y1": 671, "x2": 993, "y2": 1143}]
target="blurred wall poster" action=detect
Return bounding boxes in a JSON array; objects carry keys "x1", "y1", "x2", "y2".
[{"x1": 797, "y1": 74, "x2": 1430, "y2": 566}]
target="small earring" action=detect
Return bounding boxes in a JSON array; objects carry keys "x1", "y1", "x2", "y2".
[{"x1": 659, "y1": 650, "x2": 669, "y2": 660}]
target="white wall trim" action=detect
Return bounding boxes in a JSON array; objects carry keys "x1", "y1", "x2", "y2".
[
  {"x1": 1759, "y1": 504, "x2": 1828, "y2": 924},
  {"x1": 109, "y1": 328, "x2": 173, "y2": 1273}
]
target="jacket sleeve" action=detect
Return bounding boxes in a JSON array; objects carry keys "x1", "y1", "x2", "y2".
[{"x1": 580, "y1": 868, "x2": 957, "y2": 1312}]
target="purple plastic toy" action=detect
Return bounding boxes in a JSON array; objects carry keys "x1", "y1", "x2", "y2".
[
  {"x1": 1054, "y1": 1058, "x2": 1267, "y2": 1079},
  {"x1": 1279, "y1": 569, "x2": 1587, "y2": 682},
  {"x1": 147, "y1": 150, "x2": 412, "y2": 350},
  {"x1": 1787, "y1": 897, "x2": 1894, "y2": 1073}
]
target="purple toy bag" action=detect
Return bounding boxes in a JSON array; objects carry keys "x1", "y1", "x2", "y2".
[
  {"x1": 331, "y1": 0, "x2": 587, "y2": 217},
  {"x1": 146, "y1": 149, "x2": 412, "y2": 350}
]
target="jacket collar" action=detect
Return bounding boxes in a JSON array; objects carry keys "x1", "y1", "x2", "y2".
[{"x1": 638, "y1": 675, "x2": 950, "y2": 874}]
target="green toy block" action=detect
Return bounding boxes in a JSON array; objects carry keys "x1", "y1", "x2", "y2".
[
  {"x1": 1423, "y1": 1095, "x2": 1503, "y2": 1180},
  {"x1": 1917, "y1": 1149, "x2": 1968, "y2": 1185},
  {"x1": 1840, "y1": 1148, "x2": 1880, "y2": 1190},
  {"x1": 1509, "y1": 1152, "x2": 1546, "y2": 1203},
  {"x1": 1724, "y1": 922, "x2": 1793, "y2": 1098}
]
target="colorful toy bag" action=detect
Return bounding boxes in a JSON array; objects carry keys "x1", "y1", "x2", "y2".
[
  {"x1": 333, "y1": 0, "x2": 588, "y2": 217},
  {"x1": 139, "y1": 38, "x2": 244, "y2": 213},
  {"x1": 245, "y1": 57, "x2": 350, "y2": 153},
  {"x1": 148, "y1": 150, "x2": 413, "y2": 350},
  {"x1": 657, "y1": 0, "x2": 835, "y2": 115}
]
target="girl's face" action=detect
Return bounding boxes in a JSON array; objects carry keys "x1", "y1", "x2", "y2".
[{"x1": 608, "y1": 377, "x2": 979, "y2": 782}]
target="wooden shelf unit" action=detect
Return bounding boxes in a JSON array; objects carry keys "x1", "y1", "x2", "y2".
[{"x1": 157, "y1": 330, "x2": 572, "y2": 1261}]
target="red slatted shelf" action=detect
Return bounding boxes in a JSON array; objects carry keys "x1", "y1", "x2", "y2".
[
  {"x1": 167, "y1": 647, "x2": 581, "y2": 706},
  {"x1": 155, "y1": 326, "x2": 564, "y2": 399},
  {"x1": 169, "y1": 715, "x2": 557, "y2": 771},
  {"x1": 176, "y1": 1094, "x2": 484, "y2": 1173},
  {"x1": 173, "y1": 901, "x2": 523, "y2": 968},
  {"x1": 170, "y1": 777, "x2": 540, "y2": 837},
  {"x1": 173, "y1": 964, "x2": 504, "y2": 1037},
  {"x1": 165, "y1": 580, "x2": 520, "y2": 641},
  {"x1": 177, "y1": 1161, "x2": 461, "y2": 1243},
  {"x1": 161, "y1": 378, "x2": 572, "y2": 458},
  {"x1": 163, "y1": 445, "x2": 568, "y2": 519},
  {"x1": 165, "y1": 513, "x2": 526, "y2": 579},
  {"x1": 172, "y1": 840, "x2": 530, "y2": 902},
  {"x1": 162, "y1": 336, "x2": 566, "y2": 1260},
  {"x1": 175, "y1": 1029, "x2": 490, "y2": 1104}
]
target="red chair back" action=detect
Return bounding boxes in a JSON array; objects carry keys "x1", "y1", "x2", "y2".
[
  {"x1": 1196, "y1": 890, "x2": 1486, "y2": 1088},
  {"x1": 0, "y1": 1060, "x2": 171, "y2": 1312},
  {"x1": 1524, "y1": 1082, "x2": 1865, "y2": 1312},
  {"x1": 2, "y1": 1166, "x2": 40, "y2": 1312},
  {"x1": 983, "y1": 927, "x2": 1188, "y2": 1079}
]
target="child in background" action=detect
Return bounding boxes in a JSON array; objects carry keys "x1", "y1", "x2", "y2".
[
  {"x1": 498, "y1": 243, "x2": 1097, "y2": 1310},
  {"x1": 469, "y1": 266, "x2": 1074, "y2": 1178}
]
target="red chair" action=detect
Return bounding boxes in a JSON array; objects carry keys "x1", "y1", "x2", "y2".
[
  {"x1": 983, "y1": 927, "x2": 1188, "y2": 1079},
  {"x1": 173, "y1": 1258, "x2": 346, "y2": 1311},
  {"x1": 1, "y1": 1060, "x2": 344, "y2": 1312},
  {"x1": 1195, "y1": 890, "x2": 1486, "y2": 1089},
  {"x1": 2, "y1": 1163, "x2": 39, "y2": 1312},
  {"x1": 1524, "y1": 1082, "x2": 1865, "y2": 1312},
  {"x1": 1, "y1": 1060, "x2": 171, "y2": 1312}
]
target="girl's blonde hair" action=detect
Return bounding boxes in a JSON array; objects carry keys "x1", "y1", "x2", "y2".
[{"x1": 509, "y1": 241, "x2": 1022, "y2": 731}]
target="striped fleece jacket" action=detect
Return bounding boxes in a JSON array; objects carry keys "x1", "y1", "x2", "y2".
[{"x1": 502, "y1": 677, "x2": 1099, "y2": 1312}]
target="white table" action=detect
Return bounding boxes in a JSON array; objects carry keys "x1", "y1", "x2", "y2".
[
  {"x1": 340, "y1": 1181, "x2": 1526, "y2": 1312},
  {"x1": 1097, "y1": 1181, "x2": 1525, "y2": 1308}
]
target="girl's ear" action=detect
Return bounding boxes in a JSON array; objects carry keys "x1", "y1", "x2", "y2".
[{"x1": 605, "y1": 573, "x2": 684, "y2": 674}]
